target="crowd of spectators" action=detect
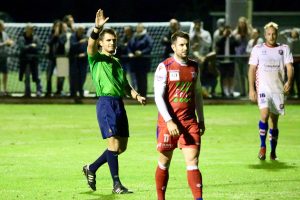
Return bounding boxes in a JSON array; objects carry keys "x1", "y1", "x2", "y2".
[{"x1": 0, "y1": 16, "x2": 299, "y2": 99}]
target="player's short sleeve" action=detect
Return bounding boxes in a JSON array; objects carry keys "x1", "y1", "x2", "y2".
[
  {"x1": 248, "y1": 46, "x2": 259, "y2": 66},
  {"x1": 284, "y1": 45, "x2": 294, "y2": 64},
  {"x1": 154, "y1": 63, "x2": 167, "y2": 88},
  {"x1": 87, "y1": 52, "x2": 101, "y2": 71}
]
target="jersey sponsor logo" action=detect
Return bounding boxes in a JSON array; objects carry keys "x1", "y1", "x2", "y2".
[
  {"x1": 278, "y1": 49, "x2": 283, "y2": 55},
  {"x1": 263, "y1": 60, "x2": 280, "y2": 71},
  {"x1": 173, "y1": 81, "x2": 192, "y2": 103},
  {"x1": 158, "y1": 65, "x2": 164, "y2": 71},
  {"x1": 155, "y1": 75, "x2": 164, "y2": 82},
  {"x1": 169, "y1": 71, "x2": 180, "y2": 81},
  {"x1": 157, "y1": 143, "x2": 173, "y2": 149}
]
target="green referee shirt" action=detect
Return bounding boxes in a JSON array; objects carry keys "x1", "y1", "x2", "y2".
[{"x1": 88, "y1": 52, "x2": 130, "y2": 97}]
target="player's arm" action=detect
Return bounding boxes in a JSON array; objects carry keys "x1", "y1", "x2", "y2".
[
  {"x1": 194, "y1": 67, "x2": 205, "y2": 135},
  {"x1": 248, "y1": 64, "x2": 257, "y2": 102},
  {"x1": 154, "y1": 63, "x2": 180, "y2": 136},
  {"x1": 248, "y1": 47, "x2": 259, "y2": 102},
  {"x1": 283, "y1": 46, "x2": 295, "y2": 94},
  {"x1": 284, "y1": 63, "x2": 294, "y2": 94},
  {"x1": 87, "y1": 9, "x2": 109, "y2": 56}
]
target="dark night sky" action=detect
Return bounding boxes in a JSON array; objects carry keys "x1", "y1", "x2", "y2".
[{"x1": 1, "y1": 0, "x2": 300, "y2": 23}]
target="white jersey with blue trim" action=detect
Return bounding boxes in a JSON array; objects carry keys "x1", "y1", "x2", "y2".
[{"x1": 249, "y1": 43, "x2": 293, "y2": 94}]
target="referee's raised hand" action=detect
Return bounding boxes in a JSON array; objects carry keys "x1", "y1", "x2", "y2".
[{"x1": 95, "y1": 9, "x2": 109, "y2": 29}]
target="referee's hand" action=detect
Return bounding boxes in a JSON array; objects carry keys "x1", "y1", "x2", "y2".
[{"x1": 137, "y1": 95, "x2": 146, "y2": 105}]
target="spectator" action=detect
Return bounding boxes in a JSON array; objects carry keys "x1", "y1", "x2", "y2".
[
  {"x1": 232, "y1": 16, "x2": 253, "y2": 97},
  {"x1": 52, "y1": 14, "x2": 75, "y2": 96},
  {"x1": 200, "y1": 52, "x2": 219, "y2": 98},
  {"x1": 212, "y1": 18, "x2": 225, "y2": 52},
  {"x1": 17, "y1": 23, "x2": 42, "y2": 97},
  {"x1": 127, "y1": 23, "x2": 153, "y2": 97},
  {"x1": 246, "y1": 28, "x2": 264, "y2": 54},
  {"x1": 216, "y1": 25, "x2": 239, "y2": 98},
  {"x1": 189, "y1": 20, "x2": 217, "y2": 98},
  {"x1": 45, "y1": 20, "x2": 68, "y2": 97},
  {"x1": 161, "y1": 18, "x2": 180, "y2": 59},
  {"x1": 117, "y1": 26, "x2": 134, "y2": 73},
  {"x1": 63, "y1": 14, "x2": 75, "y2": 33},
  {"x1": 280, "y1": 28, "x2": 300, "y2": 98},
  {"x1": 69, "y1": 26, "x2": 88, "y2": 98},
  {"x1": 0, "y1": 20, "x2": 14, "y2": 96},
  {"x1": 190, "y1": 19, "x2": 212, "y2": 60}
]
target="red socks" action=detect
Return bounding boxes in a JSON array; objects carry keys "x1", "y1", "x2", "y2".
[
  {"x1": 155, "y1": 166, "x2": 169, "y2": 200},
  {"x1": 156, "y1": 165, "x2": 203, "y2": 200},
  {"x1": 187, "y1": 169, "x2": 203, "y2": 199}
]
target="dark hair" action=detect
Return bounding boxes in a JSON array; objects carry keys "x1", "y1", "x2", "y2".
[
  {"x1": 171, "y1": 31, "x2": 189, "y2": 44},
  {"x1": 63, "y1": 14, "x2": 73, "y2": 23},
  {"x1": 193, "y1": 19, "x2": 202, "y2": 25},
  {"x1": 99, "y1": 28, "x2": 117, "y2": 40}
]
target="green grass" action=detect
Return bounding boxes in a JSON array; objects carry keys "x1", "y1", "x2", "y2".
[{"x1": 0, "y1": 104, "x2": 300, "y2": 200}]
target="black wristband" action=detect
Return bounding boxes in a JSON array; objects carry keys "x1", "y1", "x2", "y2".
[
  {"x1": 95, "y1": 26, "x2": 102, "y2": 30},
  {"x1": 90, "y1": 30, "x2": 99, "y2": 40}
]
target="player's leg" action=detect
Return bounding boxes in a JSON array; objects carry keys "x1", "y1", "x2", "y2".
[
  {"x1": 83, "y1": 137, "x2": 128, "y2": 192},
  {"x1": 107, "y1": 136, "x2": 131, "y2": 192},
  {"x1": 3, "y1": 72, "x2": 7, "y2": 94},
  {"x1": 24, "y1": 65, "x2": 31, "y2": 97},
  {"x1": 269, "y1": 113, "x2": 279, "y2": 160},
  {"x1": 106, "y1": 98, "x2": 132, "y2": 194},
  {"x1": 156, "y1": 150, "x2": 173, "y2": 200},
  {"x1": 182, "y1": 147, "x2": 203, "y2": 200},
  {"x1": 258, "y1": 108, "x2": 269, "y2": 160},
  {"x1": 88, "y1": 135, "x2": 126, "y2": 175},
  {"x1": 256, "y1": 91, "x2": 271, "y2": 160}
]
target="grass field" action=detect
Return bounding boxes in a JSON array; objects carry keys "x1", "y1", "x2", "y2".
[
  {"x1": 0, "y1": 104, "x2": 300, "y2": 200},
  {"x1": 5, "y1": 71, "x2": 156, "y2": 95}
]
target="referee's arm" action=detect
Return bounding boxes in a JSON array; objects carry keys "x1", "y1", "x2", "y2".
[{"x1": 87, "y1": 9, "x2": 109, "y2": 56}]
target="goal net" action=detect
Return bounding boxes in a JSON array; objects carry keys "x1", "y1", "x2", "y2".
[{"x1": 4, "y1": 22, "x2": 193, "y2": 95}]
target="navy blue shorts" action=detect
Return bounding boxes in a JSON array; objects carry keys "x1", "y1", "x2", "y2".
[{"x1": 96, "y1": 96, "x2": 129, "y2": 139}]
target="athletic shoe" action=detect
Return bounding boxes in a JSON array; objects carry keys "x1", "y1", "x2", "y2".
[
  {"x1": 258, "y1": 147, "x2": 266, "y2": 160},
  {"x1": 82, "y1": 165, "x2": 96, "y2": 191},
  {"x1": 270, "y1": 152, "x2": 277, "y2": 160},
  {"x1": 112, "y1": 183, "x2": 133, "y2": 194}
]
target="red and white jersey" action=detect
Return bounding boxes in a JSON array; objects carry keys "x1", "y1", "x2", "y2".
[
  {"x1": 154, "y1": 56, "x2": 200, "y2": 125},
  {"x1": 249, "y1": 43, "x2": 293, "y2": 94}
]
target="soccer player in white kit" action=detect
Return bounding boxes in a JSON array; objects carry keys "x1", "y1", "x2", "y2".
[{"x1": 248, "y1": 22, "x2": 294, "y2": 160}]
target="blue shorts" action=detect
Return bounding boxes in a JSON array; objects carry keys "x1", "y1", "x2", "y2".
[{"x1": 96, "y1": 96, "x2": 129, "y2": 139}]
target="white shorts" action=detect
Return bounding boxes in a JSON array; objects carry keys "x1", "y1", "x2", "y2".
[{"x1": 257, "y1": 92, "x2": 285, "y2": 115}]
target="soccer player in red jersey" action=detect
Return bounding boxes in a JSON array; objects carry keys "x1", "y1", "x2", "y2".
[{"x1": 154, "y1": 31, "x2": 205, "y2": 200}]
